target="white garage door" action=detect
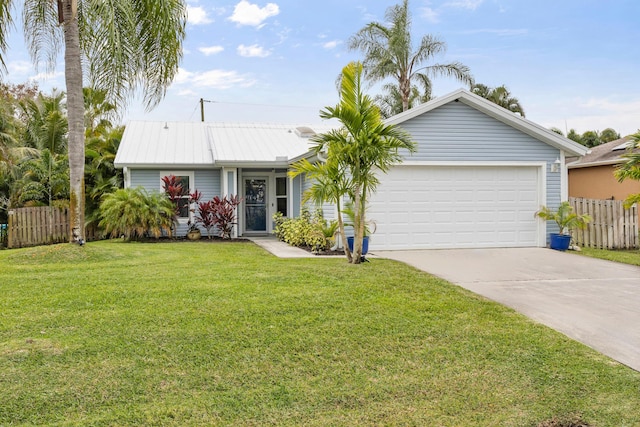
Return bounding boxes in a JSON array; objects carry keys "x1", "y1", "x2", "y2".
[{"x1": 368, "y1": 165, "x2": 542, "y2": 250}]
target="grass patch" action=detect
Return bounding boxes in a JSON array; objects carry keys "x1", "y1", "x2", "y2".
[
  {"x1": 576, "y1": 247, "x2": 640, "y2": 266},
  {"x1": 1, "y1": 240, "x2": 639, "y2": 426}
]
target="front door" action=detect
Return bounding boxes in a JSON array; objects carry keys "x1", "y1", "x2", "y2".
[{"x1": 244, "y1": 178, "x2": 267, "y2": 233}]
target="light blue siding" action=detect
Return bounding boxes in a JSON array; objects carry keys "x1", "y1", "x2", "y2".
[
  {"x1": 300, "y1": 173, "x2": 336, "y2": 221},
  {"x1": 128, "y1": 168, "x2": 222, "y2": 237},
  {"x1": 130, "y1": 169, "x2": 160, "y2": 190},
  {"x1": 397, "y1": 102, "x2": 561, "y2": 209},
  {"x1": 292, "y1": 175, "x2": 302, "y2": 217}
]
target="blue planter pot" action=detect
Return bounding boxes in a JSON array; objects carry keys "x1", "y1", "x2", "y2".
[
  {"x1": 347, "y1": 236, "x2": 369, "y2": 255},
  {"x1": 549, "y1": 233, "x2": 571, "y2": 251}
]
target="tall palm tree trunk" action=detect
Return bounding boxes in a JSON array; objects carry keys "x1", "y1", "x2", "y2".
[{"x1": 62, "y1": 0, "x2": 85, "y2": 243}]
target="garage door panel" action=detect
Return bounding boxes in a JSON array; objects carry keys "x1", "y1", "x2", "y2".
[{"x1": 369, "y1": 166, "x2": 541, "y2": 250}]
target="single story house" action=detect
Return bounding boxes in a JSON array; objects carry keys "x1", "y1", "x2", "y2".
[
  {"x1": 114, "y1": 88, "x2": 587, "y2": 250},
  {"x1": 567, "y1": 136, "x2": 640, "y2": 223}
]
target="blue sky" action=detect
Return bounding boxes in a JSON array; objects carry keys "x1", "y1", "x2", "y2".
[{"x1": 3, "y1": 0, "x2": 640, "y2": 136}]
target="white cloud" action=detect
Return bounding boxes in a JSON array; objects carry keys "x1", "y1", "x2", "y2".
[
  {"x1": 237, "y1": 44, "x2": 271, "y2": 58},
  {"x1": 175, "y1": 67, "x2": 256, "y2": 89},
  {"x1": 322, "y1": 40, "x2": 342, "y2": 50},
  {"x1": 229, "y1": 0, "x2": 279, "y2": 27},
  {"x1": 445, "y1": 0, "x2": 484, "y2": 10},
  {"x1": 7, "y1": 60, "x2": 32, "y2": 75},
  {"x1": 187, "y1": 5, "x2": 213, "y2": 25},
  {"x1": 420, "y1": 7, "x2": 440, "y2": 23},
  {"x1": 30, "y1": 70, "x2": 65, "y2": 83},
  {"x1": 540, "y1": 96, "x2": 640, "y2": 137},
  {"x1": 199, "y1": 45, "x2": 224, "y2": 56}
]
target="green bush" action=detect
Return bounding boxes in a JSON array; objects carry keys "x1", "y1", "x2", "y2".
[
  {"x1": 99, "y1": 188, "x2": 174, "y2": 240},
  {"x1": 273, "y1": 209, "x2": 334, "y2": 252}
]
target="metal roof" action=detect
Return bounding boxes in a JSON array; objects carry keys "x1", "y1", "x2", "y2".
[
  {"x1": 115, "y1": 121, "x2": 336, "y2": 168},
  {"x1": 114, "y1": 121, "x2": 212, "y2": 168},
  {"x1": 208, "y1": 122, "x2": 334, "y2": 166}
]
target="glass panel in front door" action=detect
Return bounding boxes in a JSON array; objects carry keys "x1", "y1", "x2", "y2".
[{"x1": 245, "y1": 178, "x2": 267, "y2": 232}]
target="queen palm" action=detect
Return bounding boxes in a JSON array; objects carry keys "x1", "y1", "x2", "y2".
[
  {"x1": 348, "y1": 0, "x2": 473, "y2": 114},
  {"x1": 0, "y1": 1, "x2": 186, "y2": 243}
]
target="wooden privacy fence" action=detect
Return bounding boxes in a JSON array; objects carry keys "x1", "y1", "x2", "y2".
[
  {"x1": 569, "y1": 197, "x2": 639, "y2": 249},
  {"x1": 7, "y1": 206, "x2": 70, "y2": 249}
]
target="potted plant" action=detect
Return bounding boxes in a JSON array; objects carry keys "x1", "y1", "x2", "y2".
[
  {"x1": 342, "y1": 203, "x2": 376, "y2": 256},
  {"x1": 535, "y1": 201, "x2": 591, "y2": 251}
]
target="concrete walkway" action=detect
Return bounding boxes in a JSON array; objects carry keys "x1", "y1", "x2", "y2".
[
  {"x1": 247, "y1": 236, "x2": 316, "y2": 258},
  {"x1": 374, "y1": 248, "x2": 640, "y2": 372}
]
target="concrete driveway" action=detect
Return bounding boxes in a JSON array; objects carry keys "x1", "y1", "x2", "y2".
[{"x1": 374, "y1": 248, "x2": 640, "y2": 372}]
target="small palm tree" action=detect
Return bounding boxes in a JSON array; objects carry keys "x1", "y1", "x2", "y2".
[
  {"x1": 301, "y1": 62, "x2": 416, "y2": 264},
  {"x1": 471, "y1": 84, "x2": 525, "y2": 117},
  {"x1": 99, "y1": 188, "x2": 173, "y2": 240},
  {"x1": 536, "y1": 202, "x2": 591, "y2": 235}
]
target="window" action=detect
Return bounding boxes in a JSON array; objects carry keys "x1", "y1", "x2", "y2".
[
  {"x1": 276, "y1": 176, "x2": 287, "y2": 216},
  {"x1": 161, "y1": 172, "x2": 193, "y2": 220}
]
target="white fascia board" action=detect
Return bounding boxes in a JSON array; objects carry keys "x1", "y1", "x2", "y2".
[
  {"x1": 216, "y1": 161, "x2": 290, "y2": 169},
  {"x1": 114, "y1": 163, "x2": 217, "y2": 170}
]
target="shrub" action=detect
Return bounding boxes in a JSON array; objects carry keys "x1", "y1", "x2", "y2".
[
  {"x1": 99, "y1": 188, "x2": 174, "y2": 240},
  {"x1": 273, "y1": 209, "x2": 332, "y2": 252}
]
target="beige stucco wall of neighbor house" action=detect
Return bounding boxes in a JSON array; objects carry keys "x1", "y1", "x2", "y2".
[{"x1": 569, "y1": 164, "x2": 640, "y2": 223}]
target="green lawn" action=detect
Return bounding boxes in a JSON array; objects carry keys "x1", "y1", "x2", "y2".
[
  {"x1": 577, "y1": 246, "x2": 640, "y2": 266},
  {"x1": 1, "y1": 241, "x2": 639, "y2": 426}
]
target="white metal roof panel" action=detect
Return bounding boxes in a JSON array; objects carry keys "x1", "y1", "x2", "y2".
[
  {"x1": 115, "y1": 121, "x2": 212, "y2": 167},
  {"x1": 207, "y1": 123, "x2": 334, "y2": 164},
  {"x1": 115, "y1": 121, "x2": 336, "y2": 168}
]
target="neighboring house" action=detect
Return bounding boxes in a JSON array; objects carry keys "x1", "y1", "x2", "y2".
[
  {"x1": 114, "y1": 89, "x2": 587, "y2": 249},
  {"x1": 567, "y1": 136, "x2": 640, "y2": 223}
]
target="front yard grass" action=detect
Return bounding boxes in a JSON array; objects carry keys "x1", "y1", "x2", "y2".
[
  {"x1": 577, "y1": 246, "x2": 640, "y2": 266},
  {"x1": 1, "y1": 240, "x2": 639, "y2": 426}
]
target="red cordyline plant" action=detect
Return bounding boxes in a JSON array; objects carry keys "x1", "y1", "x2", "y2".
[
  {"x1": 194, "y1": 200, "x2": 215, "y2": 237},
  {"x1": 161, "y1": 175, "x2": 188, "y2": 218},
  {"x1": 195, "y1": 195, "x2": 242, "y2": 239}
]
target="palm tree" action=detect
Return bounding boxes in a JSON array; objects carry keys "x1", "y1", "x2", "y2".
[
  {"x1": 299, "y1": 62, "x2": 416, "y2": 264},
  {"x1": 374, "y1": 81, "x2": 431, "y2": 119},
  {"x1": 471, "y1": 84, "x2": 525, "y2": 116},
  {"x1": 83, "y1": 87, "x2": 116, "y2": 137},
  {"x1": 289, "y1": 151, "x2": 353, "y2": 259},
  {"x1": 85, "y1": 125, "x2": 124, "y2": 235},
  {"x1": 0, "y1": 1, "x2": 186, "y2": 243},
  {"x1": 14, "y1": 149, "x2": 69, "y2": 207},
  {"x1": 348, "y1": 0, "x2": 473, "y2": 113},
  {"x1": 20, "y1": 90, "x2": 68, "y2": 154}
]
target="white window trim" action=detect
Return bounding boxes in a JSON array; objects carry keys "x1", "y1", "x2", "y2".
[{"x1": 160, "y1": 171, "x2": 194, "y2": 224}]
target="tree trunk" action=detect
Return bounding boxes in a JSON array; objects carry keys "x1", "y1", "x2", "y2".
[
  {"x1": 400, "y1": 76, "x2": 410, "y2": 112},
  {"x1": 62, "y1": 0, "x2": 86, "y2": 243},
  {"x1": 336, "y1": 197, "x2": 353, "y2": 263},
  {"x1": 351, "y1": 185, "x2": 363, "y2": 264}
]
